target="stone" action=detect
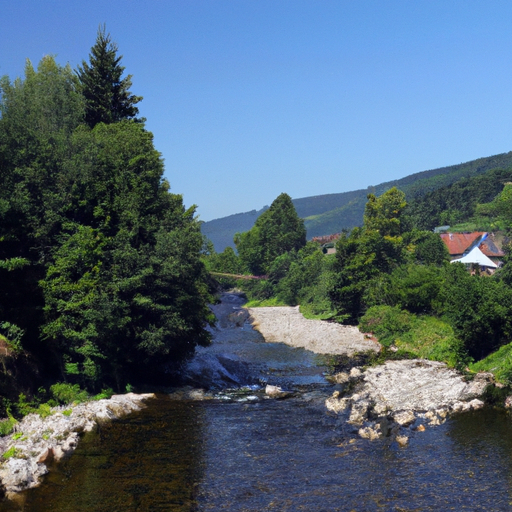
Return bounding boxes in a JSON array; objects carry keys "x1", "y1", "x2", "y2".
[
  {"x1": 358, "y1": 424, "x2": 382, "y2": 440},
  {"x1": 37, "y1": 447, "x2": 53, "y2": 465},
  {"x1": 325, "y1": 393, "x2": 350, "y2": 414},
  {"x1": 467, "y1": 398, "x2": 485, "y2": 410},
  {"x1": 332, "y1": 372, "x2": 349, "y2": 384},
  {"x1": 349, "y1": 367, "x2": 363, "y2": 380},
  {"x1": 0, "y1": 393, "x2": 154, "y2": 496},
  {"x1": 393, "y1": 410, "x2": 416, "y2": 427},
  {"x1": 348, "y1": 400, "x2": 371, "y2": 425},
  {"x1": 450, "y1": 401, "x2": 464, "y2": 413},
  {"x1": 265, "y1": 385, "x2": 291, "y2": 399},
  {"x1": 227, "y1": 309, "x2": 249, "y2": 327},
  {"x1": 424, "y1": 410, "x2": 442, "y2": 425},
  {"x1": 373, "y1": 402, "x2": 389, "y2": 416},
  {"x1": 396, "y1": 435, "x2": 409, "y2": 447},
  {"x1": 325, "y1": 359, "x2": 492, "y2": 445},
  {"x1": 436, "y1": 407, "x2": 449, "y2": 418}
]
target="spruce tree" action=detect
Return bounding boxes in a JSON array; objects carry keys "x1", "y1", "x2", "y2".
[{"x1": 77, "y1": 25, "x2": 142, "y2": 127}]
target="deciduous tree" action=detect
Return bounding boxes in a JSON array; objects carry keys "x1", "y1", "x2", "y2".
[{"x1": 235, "y1": 193, "x2": 306, "y2": 275}]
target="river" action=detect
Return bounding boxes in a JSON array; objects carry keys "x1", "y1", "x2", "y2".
[{"x1": 2, "y1": 295, "x2": 512, "y2": 511}]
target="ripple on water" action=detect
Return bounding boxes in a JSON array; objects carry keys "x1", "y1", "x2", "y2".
[{"x1": 3, "y1": 397, "x2": 512, "y2": 511}]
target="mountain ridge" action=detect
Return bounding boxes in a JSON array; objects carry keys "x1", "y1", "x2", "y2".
[{"x1": 202, "y1": 151, "x2": 512, "y2": 252}]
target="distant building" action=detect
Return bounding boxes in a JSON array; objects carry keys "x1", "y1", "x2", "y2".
[
  {"x1": 440, "y1": 232, "x2": 504, "y2": 271},
  {"x1": 311, "y1": 233, "x2": 342, "y2": 254}
]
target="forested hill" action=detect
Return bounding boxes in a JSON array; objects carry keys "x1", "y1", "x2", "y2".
[{"x1": 202, "y1": 151, "x2": 512, "y2": 251}]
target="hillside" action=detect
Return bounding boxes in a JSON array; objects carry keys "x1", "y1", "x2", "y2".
[{"x1": 202, "y1": 152, "x2": 512, "y2": 251}]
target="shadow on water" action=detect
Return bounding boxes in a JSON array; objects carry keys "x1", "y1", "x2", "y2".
[
  {"x1": 0, "y1": 396, "x2": 204, "y2": 512},
  {"x1": 2, "y1": 397, "x2": 512, "y2": 510}
]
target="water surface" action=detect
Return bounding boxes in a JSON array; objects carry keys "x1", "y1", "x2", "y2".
[{"x1": 3, "y1": 396, "x2": 512, "y2": 511}]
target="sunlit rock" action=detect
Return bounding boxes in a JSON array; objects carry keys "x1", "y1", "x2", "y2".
[
  {"x1": 396, "y1": 435, "x2": 409, "y2": 447},
  {"x1": 0, "y1": 393, "x2": 154, "y2": 497},
  {"x1": 265, "y1": 384, "x2": 292, "y2": 399},
  {"x1": 393, "y1": 410, "x2": 416, "y2": 427}
]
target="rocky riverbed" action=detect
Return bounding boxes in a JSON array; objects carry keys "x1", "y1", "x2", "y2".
[
  {"x1": 0, "y1": 393, "x2": 154, "y2": 498},
  {"x1": 326, "y1": 360, "x2": 492, "y2": 445},
  {"x1": 184, "y1": 292, "x2": 496, "y2": 446},
  {"x1": 0, "y1": 292, "x2": 499, "y2": 497},
  {"x1": 247, "y1": 305, "x2": 380, "y2": 355}
]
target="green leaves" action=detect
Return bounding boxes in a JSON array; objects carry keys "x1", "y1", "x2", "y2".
[
  {"x1": 235, "y1": 193, "x2": 306, "y2": 275},
  {"x1": 328, "y1": 189, "x2": 409, "y2": 323},
  {"x1": 0, "y1": 47, "x2": 212, "y2": 393}
]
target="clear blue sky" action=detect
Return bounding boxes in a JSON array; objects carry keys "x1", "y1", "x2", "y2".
[{"x1": 2, "y1": 1, "x2": 512, "y2": 221}]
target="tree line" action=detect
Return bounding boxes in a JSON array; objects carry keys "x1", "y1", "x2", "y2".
[{"x1": 205, "y1": 182, "x2": 512, "y2": 381}]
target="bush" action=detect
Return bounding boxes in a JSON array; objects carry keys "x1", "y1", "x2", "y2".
[
  {"x1": 359, "y1": 306, "x2": 416, "y2": 347},
  {"x1": 93, "y1": 387, "x2": 114, "y2": 400},
  {"x1": 0, "y1": 417, "x2": 17, "y2": 436},
  {"x1": 359, "y1": 305, "x2": 467, "y2": 368},
  {"x1": 50, "y1": 383, "x2": 88, "y2": 405}
]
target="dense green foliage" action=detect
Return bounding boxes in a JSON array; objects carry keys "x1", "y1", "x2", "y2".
[
  {"x1": 328, "y1": 188, "x2": 409, "y2": 322},
  {"x1": 77, "y1": 25, "x2": 142, "y2": 128},
  {"x1": 404, "y1": 168, "x2": 512, "y2": 230},
  {"x1": 235, "y1": 193, "x2": 306, "y2": 275},
  {"x1": 0, "y1": 33, "x2": 213, "y2": 399},
  {"x1": 209, "y1": 181, "x2": 512, "y2": 380}
]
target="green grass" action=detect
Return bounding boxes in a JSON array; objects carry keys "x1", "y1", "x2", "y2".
[
  {"x1": 449, "y1": 217, "x2": 507, "y2": 233},
  {"x1": 359, "y1": 305, "x2": 466, "y2": 368},
  {"x1": 244, "y1": 297, "x2": 288, "y2": 307},
  {"x1": 2, "y1": 446, "x2": 21, "y2": 460},
  {"x1": 299, "y1": 301, "x2": 337, "y2": 320},
  {"x1": 470, "y1": 343, "x2": 512, "y2": 384}
]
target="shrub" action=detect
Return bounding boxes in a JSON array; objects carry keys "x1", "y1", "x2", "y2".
[
  {"x1": 93, "y1": 388, "x2": 114, "y2": 400},
  {"x1": 359, "y1": 306, "x2": 416, "y2": 347},
  {"x1": 0, "y1": 417, "x2": 17, "y2": 437},
  {"x1": 50, "y1": 383, "x2": 88, "y2": 405},
  {"x1": 359, "y1": 305, "x2": 468, "y2": 368}
]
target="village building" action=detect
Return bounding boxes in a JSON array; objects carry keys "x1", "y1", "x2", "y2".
[
  {"x1": 439, "y1": 232, "x2": 504, "y2": 272},
  {"x1": 311, "y1": 233, "x2": 341, "y2": 254}
]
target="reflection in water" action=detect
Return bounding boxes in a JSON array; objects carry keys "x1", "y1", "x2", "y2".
[{"x1": 2, "y1": 397, "x2": 512, "y2": 511}]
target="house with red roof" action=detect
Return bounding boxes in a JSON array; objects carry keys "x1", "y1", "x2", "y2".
[{"x1": 440, "y1": 232, "x2": 504, "y2": 267}]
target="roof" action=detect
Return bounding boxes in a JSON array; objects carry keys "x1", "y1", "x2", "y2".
[
  {"x1": 451, "y1": 246, "x2": 498, "y2": 268},
  {"x1": 311, "y1": 233, "x2": 342, "y2": 245},
  {"x1": 440, "y1": 232, "x2": 485, "y2": 256},
  {"x1": 480, "y1": 239, "x2": 505, "y2": 258}
]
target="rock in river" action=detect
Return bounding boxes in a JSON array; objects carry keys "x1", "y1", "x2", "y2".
[{"x1": 326, "y1": 359, "x2": 492, "y2": 440}]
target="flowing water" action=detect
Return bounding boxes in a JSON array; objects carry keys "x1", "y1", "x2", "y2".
[
  {"x1": 2, "y1": 295, "x2": 512, "y2": 511},
  {"x1": 3, "y1": 396, "x2": 512, "y2": 511}
]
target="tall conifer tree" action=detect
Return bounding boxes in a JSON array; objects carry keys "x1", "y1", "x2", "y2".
[{"x1": 77, "y1": 25, "x2": 142, "y2": 127}]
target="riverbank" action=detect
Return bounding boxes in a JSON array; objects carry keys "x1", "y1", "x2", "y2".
[
  {"x1": 0, "y1": 292, "x2": 499, "y2": 497},
  {"x1": 245, "y1": 300, "x2": 495, "y2": 444},
  {"x1": 182, "y1": 293, "x2": 496, "y2": 443},
  {"x1": 246, "y1": 305, "x2": 380, "y2": 355},
  {"x1": 0, "y1": 393, "x2": 154, "y2": 498}
]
